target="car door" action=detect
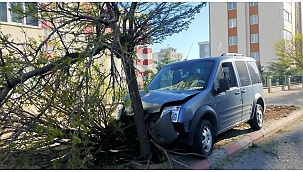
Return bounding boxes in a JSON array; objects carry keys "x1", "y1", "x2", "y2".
[
  {"x1": 214, "y1": 61, "x2": 242, "y2": 130},
  {"x1": 234, "y1": 61, "x2": 254, "y2": 121}
]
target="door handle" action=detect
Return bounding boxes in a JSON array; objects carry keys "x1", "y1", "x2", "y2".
[
  {"x1": 241, "y1": 89, "x2": 247, "y2": 93},
  {"x1": 235, "y1": 91, "x2": 241, "y2": 95}
]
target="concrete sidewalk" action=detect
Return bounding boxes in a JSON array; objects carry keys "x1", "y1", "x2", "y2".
[{"x1": 188, "y1": 88, "x2": 303, "y2": 169}]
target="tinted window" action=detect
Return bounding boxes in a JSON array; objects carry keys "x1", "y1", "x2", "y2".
[
  {"x1": 235, "y1": 61, "x2": 252, "y2": 86},
  {"x1": 247, "y1": 61, "x2": 262, "y2": 84}
]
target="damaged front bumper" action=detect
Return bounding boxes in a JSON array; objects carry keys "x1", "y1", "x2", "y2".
[{"x1": 148, "y1": 112, "x2": 178, "y2": 145}]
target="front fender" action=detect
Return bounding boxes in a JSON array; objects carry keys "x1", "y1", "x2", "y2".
[
  {"x1": 252, "y1": 93, "x2": 265, "y2": 118},
  {"x1": 187, "y1": 105, "x2": 218, "y2": 145}
]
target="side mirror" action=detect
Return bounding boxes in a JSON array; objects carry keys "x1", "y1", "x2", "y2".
[{"x1": 218, "y1": 78, "x2": 230, "y2": 92}]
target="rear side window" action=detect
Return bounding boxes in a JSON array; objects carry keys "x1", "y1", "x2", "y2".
[
  {"x1": 235, "y1": 61, "x2": 252, "y2": 86},
  {"x1": 247, "y1": 61, "x2": 262, "y2": 84}
]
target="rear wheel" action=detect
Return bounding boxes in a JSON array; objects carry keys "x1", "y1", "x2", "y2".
[
  {"x1": 249, "y1": 104, "x2": 263, "y2": 130},
  {"x1": 192, "y1": 120, "x2": 214, "y2": 156}
]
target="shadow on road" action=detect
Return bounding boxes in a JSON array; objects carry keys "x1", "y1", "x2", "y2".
[{"x1": 215, "y1": 126, "x2": 254, "y2": 146}]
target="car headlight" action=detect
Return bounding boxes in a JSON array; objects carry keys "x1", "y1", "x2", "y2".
[{"x1": 160, "y1": 106, "x2": 181, "y2": 122}]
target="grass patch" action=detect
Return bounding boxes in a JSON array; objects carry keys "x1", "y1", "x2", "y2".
[
  {"x1": 257, "y1": 140, "x2": 279, "y2": 159},
  {"x1": 214, "y1": 156, "x2": 233, "y2": 170},
  {"x1": 295, "y1": 116, "x2": 303, "y2": 123},
  {"x1": 276, "y1": 128, "x2": 290, "y2": 134}
]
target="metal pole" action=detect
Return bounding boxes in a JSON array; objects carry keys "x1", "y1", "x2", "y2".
[
  {"x1": 287, "y1": 75, "x2": 292, "y2": 90},
  {"x1": 267, "y1": 76, "x2": 272, "y2": 93}
]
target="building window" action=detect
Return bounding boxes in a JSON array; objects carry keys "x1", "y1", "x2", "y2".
[
  {"x1": 284, "y1": 10, "x2": 292, "y2": 23},
  {"x1": 143, "y1": 59, "x2": 148, "y2": 65},
  {"x1": 229, "y1": 36, "x2": 237, "y2": 45},
  {"x1": 250, "y1": 2, "x2": 258, "y2": 6},
  {"x1": 10, "y1": 2, "x2": 23, "y2": 23},
  {"x1": 250, "y1": 14, "x2": 258, "y2": 25},
  {"x1": 229, "y1": 18, "x2": 237, "y2": 28},
  {"x1": 0, "y1": 2, "x2": 38, "y2": 26},
  {"x1": 281, "y1": 29, "x2": 292, "y2": 40},
  {"x1": 0, "y1": 2, "x2": 7, "y2": 22},
  {"x1": 251, "y1": 52, "x2": 259, "y2": 61},
  {"x1": 25, "y1": 2, "x2": 39, "y2": 26},
  {"x1": 228, "y1": 2, "x2": 236, "y2": 10},
  {"x1": 251, "y1": 33, "x2": 259, "y2": 43}
]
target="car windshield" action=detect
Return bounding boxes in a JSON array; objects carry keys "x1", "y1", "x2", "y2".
[{"x1": 148, "y1": 60, "x2": 214, "y2": 91}]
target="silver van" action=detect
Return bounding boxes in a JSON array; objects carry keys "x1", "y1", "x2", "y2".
[{"x1": 123, "y1": 54, "x2": 265, "y2": 156}]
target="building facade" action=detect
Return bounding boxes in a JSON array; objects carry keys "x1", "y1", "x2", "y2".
[
  {"x1": 0, "y1": 2, "x2": 43, "y2": 46},
  {"x1": 198, "y1": 41, "x2": 210, "y2": 58},
  {"x1": 134, "y1": 45, "x2": 153, "y2": 85},
  {"x1": 209, "y1": 2, "x2": 303, "y2": 68},
  {"x1": 152, "y1": 47, "x2": 183, "y2": 72}
]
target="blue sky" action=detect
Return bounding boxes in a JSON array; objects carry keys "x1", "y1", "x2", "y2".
[{"x1": 152, "y1": 3, "x2": 210, "y2": 60}]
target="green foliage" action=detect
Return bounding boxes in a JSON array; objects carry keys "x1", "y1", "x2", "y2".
[
  {"x1": 257, "y1": 62, "x2": 266, "y2": 83},
  {"x1": 47, "y1": 127, "x2": 64, "y2": 143},
  {"x1": 10, "y1": 156, "x2": 30, "y2": 169},
  {"x1": 155, "y1": 56, "x2": 176, "y2": 72},
  {"x1": 0, "y1": 2, "x2": 207, "y2": 169},
  {"x1": 267, "y1": 59, "x2": 300, "y2": 76},
  {"x1": 275, "y1": 34, "x2": 303, "y2": 71},
  {"x1": 143, "y1": 50, "x2": 177, "y2": 87}
]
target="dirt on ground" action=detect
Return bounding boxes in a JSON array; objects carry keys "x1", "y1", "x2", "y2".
[
  {"x1": 264, "y1": 105, "x2": 298, "y2": 121},
  {"x1": 214, "y1": 105, "x2": 299, "y2": 148}
]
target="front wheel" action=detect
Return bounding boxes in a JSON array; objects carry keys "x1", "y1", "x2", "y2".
[
  {"x1": 192, "y1": 120, "x2": 214, "y2": 156},
  {"x1": 249, "y1": 104, "x2": 264, "y2": 130}
]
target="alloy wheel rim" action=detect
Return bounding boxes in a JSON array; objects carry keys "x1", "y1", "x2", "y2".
[
  {"x1": 201, "y1": 126, "x2": 212, "y2": 152},
  {"x1": 257, "y1": 107, "x2": 263, "y2": 127}
]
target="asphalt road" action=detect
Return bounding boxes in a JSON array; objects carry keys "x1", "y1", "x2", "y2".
[
  {"x1": 265, "y1": 87, "x2": 303, "y2": 105},
  {"x1": 215, "y1": 88, "x2": 303, "y2": 170}
]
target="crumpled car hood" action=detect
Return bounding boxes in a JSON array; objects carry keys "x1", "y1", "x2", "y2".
[{"x1": 139, "y1": 89, "x2": 201, "y2": 114}]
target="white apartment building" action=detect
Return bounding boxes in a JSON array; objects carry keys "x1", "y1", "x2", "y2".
[
  {"x1": 209, "y1": 2, "x2": 303, "y2": 68},
  {"x1": 152, "y1": 47, "x2": 183, "y2": 72},
  {"x1": 198, "y1": 41, "x2": 210, "y2": 58}
]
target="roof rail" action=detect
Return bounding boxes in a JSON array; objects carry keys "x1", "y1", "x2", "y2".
[{"x1": 221, "y1": 53, "x2": 244, "y2": 57}]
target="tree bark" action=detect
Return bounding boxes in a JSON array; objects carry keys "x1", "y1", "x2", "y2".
[{"x1": 121, "y1": 53, "x2": 152, "y2": 160}]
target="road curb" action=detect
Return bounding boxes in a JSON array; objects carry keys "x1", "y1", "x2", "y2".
[{"x1": 189, "y1": 109, "x2": 303, "y2": 169}]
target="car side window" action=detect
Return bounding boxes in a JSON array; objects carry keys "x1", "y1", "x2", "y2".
[
  {"x1": 222, "y1": 62, "x2": 237, "y2": 87},
  {"x1": 246, "y1": 61, "x2": 262, "y2": 84},
  {"x1": 215, "y1": 62, "x2": 238, "y2": 89},
  {"x1": 235, "y1": 61, "x2": 252, "y2": 86}
]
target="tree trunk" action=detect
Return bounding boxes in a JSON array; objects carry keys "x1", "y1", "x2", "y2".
[{"x1": 121, "y1": 53, "x2": 152, "y2": 160}]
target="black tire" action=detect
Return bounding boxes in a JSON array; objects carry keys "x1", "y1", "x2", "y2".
[
  {"x1": 249, "y1": 104, "x2": 264, "y2": 130},
  {"x1": 192, "y1": 120, "x2": 214, "y2": 156}
]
